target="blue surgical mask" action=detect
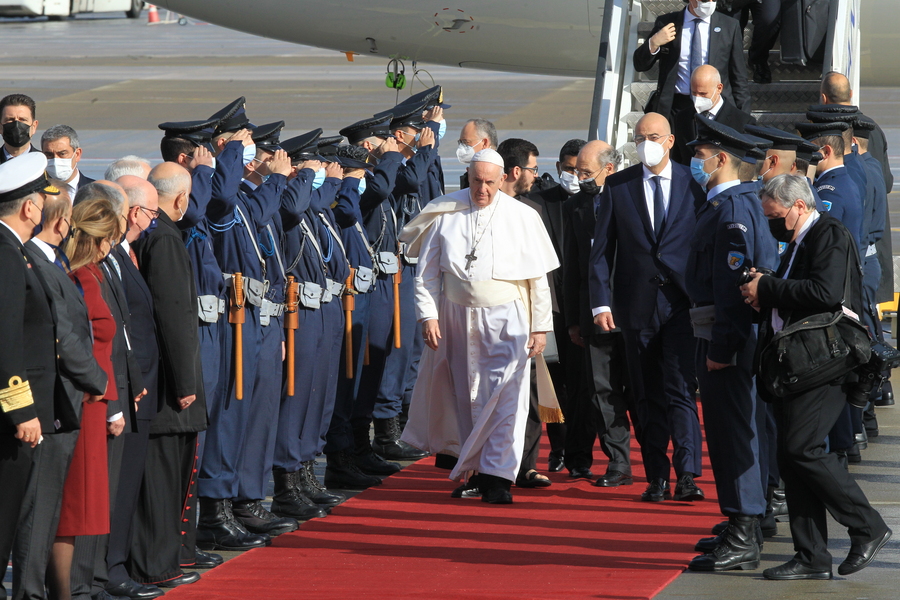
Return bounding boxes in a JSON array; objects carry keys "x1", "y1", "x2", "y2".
[
  {"x1": 437, "y1": 119, "x2": 447, "y2": 141},
  {"x1": 690, "y1": 155, "x2": 718, "y2": 188},
  {"x1": 242, "y1": 143, "x2": 257, "y2": 167},
  {"x1": 312, "y1": 168, "x2": 326, "y2": 190},
  {"x1": 358, "y1": 177, "x2": 367, "y2": 196},
  {"x1": 138, "y1": 217, "x2": 158, "y2": 241}
]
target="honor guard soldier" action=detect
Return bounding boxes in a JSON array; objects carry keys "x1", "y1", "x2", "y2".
[
  {"x1": 333, "y1": 115, "x2": 407, "y2": 485},
  {"x1": 684, "y1": 117, "x2": 777, "y2": 572},
  {"x1": 198, "y1": 99, "x2": 291, "y2": 551},
  {"x1": 369, "y1": 101, "x2": 437, "y2": 463},
  {"x1": 391, "y1": 85, "x2": 449, "y2": 203},
  {"x1": 806, "y1": 105, "x2": 868, "y2": 215},
  {"x1": 744, "y1": 125, "x2": 824, "y2": 203},
  {"x1": 0, "y1": 154, "x2": 62, "y2": 598},
  {"x1": 270, "y1": 129, "x2": 344, "y2": 517}
]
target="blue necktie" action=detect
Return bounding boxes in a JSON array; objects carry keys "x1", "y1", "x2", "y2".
[
  {"x1": 689, "y1": 18, "x2": 703, "y2": 77},
  {"x1": 653, "y1": 176, "x2": 666, "y2": 237}
]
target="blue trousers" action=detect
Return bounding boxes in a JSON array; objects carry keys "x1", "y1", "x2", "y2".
[
  {"x1": 315, "y1": 300, "x2": 344, "y2": 455},
  {"x1": 325, "y1": 292, "x2": 371, "y2": 454},
  {"x1": 199, "y1": 306, "x2": 261, "y2": 499},
  {"x1": 352, "y1": 276, "x2": 394, "y2": 430},
  {"x1": 237, "y1": 315, "x2": 284, "y2": 501},
  {"x1": 374, "y1": 263, "x2": 418, "y2": 419},
  {"x1": 274, "y1": 307, "x2": 324, "y2": 472},
  {"x1": 195, "y1": 318, "x2": 224, "y2": 472},
  {"x1": 696, "y1": 335, "x2": 767, "y2": 517}
]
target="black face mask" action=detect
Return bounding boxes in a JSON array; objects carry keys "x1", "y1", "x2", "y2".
[
  {"x1": 578, "y1": 178, "x2": 602, "y2": 196},
  {"x1": 2, "y1": 120, "x2": 32, "y2": 148},
  {"x1": 767, "y1": 209, "x2": 800, "y2": 243}
]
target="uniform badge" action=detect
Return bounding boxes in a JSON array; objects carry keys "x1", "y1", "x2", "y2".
[
  {"x1": 821, "y1": 200, "x2": 833, "y2": 211},
  {"x1": 778, "y1": 241, "x2": 788, "y2": 255},
  {"x1": 727, "y1": 251, "x2": 745, "y2": 270},
  {"x1": 714, "y1": 27, "x2": 721, "y2": 32}
]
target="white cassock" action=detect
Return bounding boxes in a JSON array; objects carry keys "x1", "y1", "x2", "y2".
[{"x1": 398, "y1": 188, "x2": 559, "y2": 482}]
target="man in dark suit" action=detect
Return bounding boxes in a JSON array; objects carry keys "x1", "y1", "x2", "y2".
[
  {"x1": 633, "y1": 0, "x2": 750, "y2": 121},
  {"x1": 742, "y1": 174, "x2": 891, "y2": 580},
  {"x1": 589, "y1": 114, "x2": 705, "y2": 500},
  {"x1": 0, "y1": 153, "x2": 61, "y2": 600},
  {"x1": 131, "y1": 162, "x2": 207, "y2": 590},
  {"x1": 0, "y1": 94, "x2": 41, "y2": 164},
  {"x1": 41, "y1": 125, "x2": 96, "y2": 200},
  {"x1": 672, "y1": 65, "x2": 757, "y2": 165},
  {"x1": 528, "y1": 138, "x2": 586, "y2": 472},
  {"x1": 15, "y1": 189, "x2": 108, "y2": 600},
  {"x1": 562, "y1": 140, "x2": 630, "y2": 483}
]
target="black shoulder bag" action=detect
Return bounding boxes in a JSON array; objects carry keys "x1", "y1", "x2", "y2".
[{"x1": 759, "y1": 236, "x2": 872, "y2": 398}]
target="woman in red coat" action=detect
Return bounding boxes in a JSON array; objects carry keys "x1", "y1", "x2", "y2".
[{"x1": 47, "y1": 198, "x2": 122, "y2": 600}]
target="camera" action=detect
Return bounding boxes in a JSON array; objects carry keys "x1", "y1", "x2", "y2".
[
  {"x1": 737, "y1": 266, "x2": 774, "y2": 287},
  {"x1": 846, "y1": 340, "x2": 900, "y2": 409}
]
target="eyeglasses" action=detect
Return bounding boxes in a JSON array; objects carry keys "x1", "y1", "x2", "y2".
[
  {"x1": 519, "y1": 165, "x2": 539, "y2": 175},
  {"x1": 573, "y1": 168, "x2": 602, "y2": 179},
  {"x1": 633, "y1": 133, "x2": 670, "y2": 145},
  {"x1": 139, "y1": 206, "x2": 161, "y2": 219}
]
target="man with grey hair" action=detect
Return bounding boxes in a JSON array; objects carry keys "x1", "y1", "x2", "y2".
[
  {"x1": 741, "y1": 173, "x2": 891, "y2": 580},
  {"x1": 456, "y1": 118, "x2": 498, "y2": 188},
  {"x1": 41, "y1": 124, "x2": 95, "y2": 198},
  {"x1": 106, "y1": 155, "x2": 153, "y2": 181}
]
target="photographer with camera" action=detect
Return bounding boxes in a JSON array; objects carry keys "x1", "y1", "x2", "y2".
[{"x1": 740, "y1": 174, "x2": 891, "y2": 580}]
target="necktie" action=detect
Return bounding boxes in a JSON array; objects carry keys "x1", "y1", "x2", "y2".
[
  {"x1": 593, "y1": 197, "x2": 600, "y2": 219},
  {"x1": 129, "y1": 247, "x2": 139, "y2": 269},
  {"x1": 106, "y1": 255, "x2": 122, "y2": 280},
  {"x1": 689, "y1": 18, "x2": 703, "y2": 77},
  {"x1": 652, "y1": 176, "x2": 666, "y2": 237},
  {"x1": 775, "y1": 241, "x2": 796, "y2": 278}
]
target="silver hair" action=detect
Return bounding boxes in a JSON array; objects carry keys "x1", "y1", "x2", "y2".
[
  {"x1": 119, "y1": 180, "x2": 150, "y2": 209},
  {"x1": 762, "y1": 173, "x2": 816, "y2": 211},
  {"x1": 465, "y1": 118, "x2": 498, "y2": 149},
  {"x1": 41, "y1": 124, "x2": 80, "y2": 150},
  {"x1": 598, "y1": 145, "x2": 622, "y2": 170},
  {"x1": 73, "y1": 182, "x2": 127, "y2": 215},
  {"x1": 105, "y1": 155, "x2": 152, "y2": 181},
  {"x1": 148, "y1": 169, "x2": 191, "y2": 199}
]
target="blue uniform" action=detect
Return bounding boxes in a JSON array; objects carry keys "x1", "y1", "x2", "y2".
[
  {"x1": 814, "y1": 166, "x2": 864, "y2": 257},
  {"x1": 686, "y1": 180, "x2": 778, "y2": 517}
]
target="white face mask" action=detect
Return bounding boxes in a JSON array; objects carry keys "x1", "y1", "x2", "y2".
[
  {"x1": 636, "y1": 139, "x2": 669, "y2": 168},
  {"x1": 559, "y1": 170, "x2": 581, "y2": 195},
  {"x1": 456, "y1": 142, "x2": 477, "y2": 165},
  {"x1": 693, "y1": 0, "x2": 717, "y2": 19},
  {"x1": 46, "y1": 157, "x2": 74, "y2": 181},
  {"x1": 692, "y1": 94, "x2": 714, "y2": 114}
]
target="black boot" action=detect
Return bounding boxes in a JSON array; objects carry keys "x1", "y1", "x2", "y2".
[
  {"x1": 372, "y1": 416, "x2": 429, "y2": 460},
  {"x1": 196, "y1": 498, "x2": 268, "y2": 551},
  {"x1": 696, "y1": 517, "x2": 765, "y2": 552},
  {"x1": 759, "y1": 486, "x2": 778, "y2": 538},
  {"x1": 184, "y1": 548, "x2": 223, "y2": 569},
  {"x1": 771, "y1": 488, "x2": 789, "y2": 521},
  {"x1": 232, "y1": 499, "x2": 300, "y2": 536},
  {"x1": 298, "y1": 460, "x2": 345, "y2": 508},
  {"x1": 688, "y1": 516, "x2": 761, "y2": 572},
  {"x1": 480, "y1": 473, "x2": 513, "y2": 504},
  {"x1": 325, "y1": 450, "x2": 383, "y2": 490},
  {"x1": 352, "y1": 422, "x2": 401, "y2": 475},
  {"x1": 270, "y1": 469, "x2": 328, "y2": 521}
]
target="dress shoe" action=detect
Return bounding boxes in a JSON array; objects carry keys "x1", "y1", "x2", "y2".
[
  {"x1": 763, "y1": 559, "x2": 832, "y2": 580},
  {"x1": 838, "y1": 528, "x2": 892, "y2": 575},
  {"x1": 672, "y1": 474, "x2": 704, "y2": 501},
  {"x1": 697, "y1": 519, "x2": 764, "y2": 552},
  {"x1": 373, "y1": 416, "x2": 430, "y2": 460},
  {"x1": 298, "y1": 460, "x2": 345, "y2": 508},
  {"x1": 105, "y1": 579, "x2": 164, "y2": 599},
  {"x1": 184, "y1": 547, "x2": 223, "y2": 569},
  {"x1": 233, "y1": 499, "x2": 301, "y2": 534},
  {"x1": 854, "y1": 430, "x2": 868, "y2": 450},
  {"x1": 270, "y1": 470, "x2": 328, "y2": 521},
  {"x1": 480, "y1": 474, "x2": 513, "y2": 504},
  {"x1": 516, "y1": 469, "x2": 552, "y2": 488},
  {"x1": 875, "y1": 388, "x2": 894, "y2": 406},
  {"x1": 752, "y1": 61, "x2": 772, "y2": 84},
  {"x1": 688, "y1": 516, "x2": 760, "y2": 572},
  {"x1": 197, "y1": 498, "x2": 269, "y2": 551},
  {"x1": 847, "y1": 443, "x2": 862, "y2": 464},
  {"x1": 156, "y1": 571, "x2": 201, "y2": 588},
  {"x1": 640, "y1": 478, "x2": 671, "y2": 502},
  {"x1": 451, "y1": 474, "x2": 482, "y2": 499},
  {"x1": 353, "y1": 446, "x2": 402, "y2": 476},
  {"x1": 324, "y1": 450, "x2": 383, "y2": 489},
  {"x1": 548, "y1": 451, "x2": 565, "y2": 472},
  {"x1": 592, "y1": 470, "x2": 633, "y2": 487},
  {"x1": 568, "y1": 467, "x2": 594, "y2": 480},
  {"x1": 711, "y1": 520, "x2": 728, "y2": 535},
  {"x1": 771, "y1": 488, "x2": 789, "y2": 521}
]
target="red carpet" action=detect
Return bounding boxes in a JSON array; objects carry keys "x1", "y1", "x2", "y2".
[{"x1": 168, "y1": 431, "x2": 720, "y2": 600}]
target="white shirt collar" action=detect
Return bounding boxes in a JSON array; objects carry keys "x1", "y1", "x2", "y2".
[
  {"x1": 31, "y1": 237, "x2": 57, "y2": 262},
  {"x1": 819, "y1": 164, "x2": 845, "y2": 177},
  {"x1": 707, "y1": 179, "x2": 741, "y2": 202},
  {"x1": 642, "y1": 159, "x2": 673, "y2": 182},
  {"x1": 120, "y1": 238, "x2": 131, "y2": 255},
  {"x1": 0, "y1": 219, "x2": 23, "y2": 244},
  {"x1": 793, "y1": 209, "x2": 820, "y2": 245},
  {"x1": 66, "y1": 170, "x2": 81, "y2": 197},
  {"x1": 708, "y1": 96, "x2": 724, "y2": 117},
  {"x1": 242, "y1": 178, "x2": 258, "y2": 191}
]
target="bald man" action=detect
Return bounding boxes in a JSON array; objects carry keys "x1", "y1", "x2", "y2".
[
  {"x1": 589, "y1": 114, "x2": 707, "y2": 503},
  {"x1": 672, "y1": 65, "x2": 757, "y2": 165}
]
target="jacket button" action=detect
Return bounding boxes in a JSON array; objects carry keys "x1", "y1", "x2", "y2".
[{"x1": 657, "y1": 253, "x2": 661, "y2": 258}]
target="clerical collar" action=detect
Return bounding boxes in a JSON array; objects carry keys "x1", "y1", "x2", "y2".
[{"x1": 707, "y1": 179, "x2": 741, "y2": 202}]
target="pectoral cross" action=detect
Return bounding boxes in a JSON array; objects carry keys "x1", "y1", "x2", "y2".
[{"x1": 465, "y1": 249, "x2": 477, "y2": 270}]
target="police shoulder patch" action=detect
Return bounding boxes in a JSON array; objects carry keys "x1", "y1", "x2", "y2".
[
  {"x1": 778, "y1": 241, "x2": 788, "y2": 255},
  {"x1": 727, "y1": 251, "x2": 745, "y2": 270},
  {"x1": 727, "y1": 222, "x2": 748, "y2": 232},
  {"x1": 817, "y1": 184, "x2": 836, "y2": 192},
  {"x1": 821, "y1": 200, "x2": 833, "y2": 211}
]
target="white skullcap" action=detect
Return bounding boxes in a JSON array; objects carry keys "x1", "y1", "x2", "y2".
[{"x1": 471, "y1": 148, "x2": 505, "y2": 169}]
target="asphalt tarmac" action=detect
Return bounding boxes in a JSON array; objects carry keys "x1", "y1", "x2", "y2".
[{"x1": 1, "y1": 10, "x2": 898, "y2": 600}]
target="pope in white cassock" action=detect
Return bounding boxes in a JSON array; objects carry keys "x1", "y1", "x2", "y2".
[{"x1": 398, "y1": 149, "x2": 559, "y2": 504}]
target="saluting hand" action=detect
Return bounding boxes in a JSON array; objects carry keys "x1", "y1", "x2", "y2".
[
  {"x1": 422, "y1": 319, "x2": 442, "y2": 351},
  {"x1": 417, "y1": 127, "x2": 435, "y2": 149},
  {"x1": 268, "y1": 149, "x2": 292, "y2": 176},
  {"x1": 379, "y1": 137, "x2": 400, "y2": 156},
  {"x1": 423, "y1": 106, "x2": 443, "y2": 123},
  {"x1": 324, "y1": 161, "x2": 343, "y2": 180},
  {"x1": 231, "y1": 128, "x2": 254, "y2": 146},
  {"x1": 649, "y1": 23, "x2": 677, "y2": 53}
]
